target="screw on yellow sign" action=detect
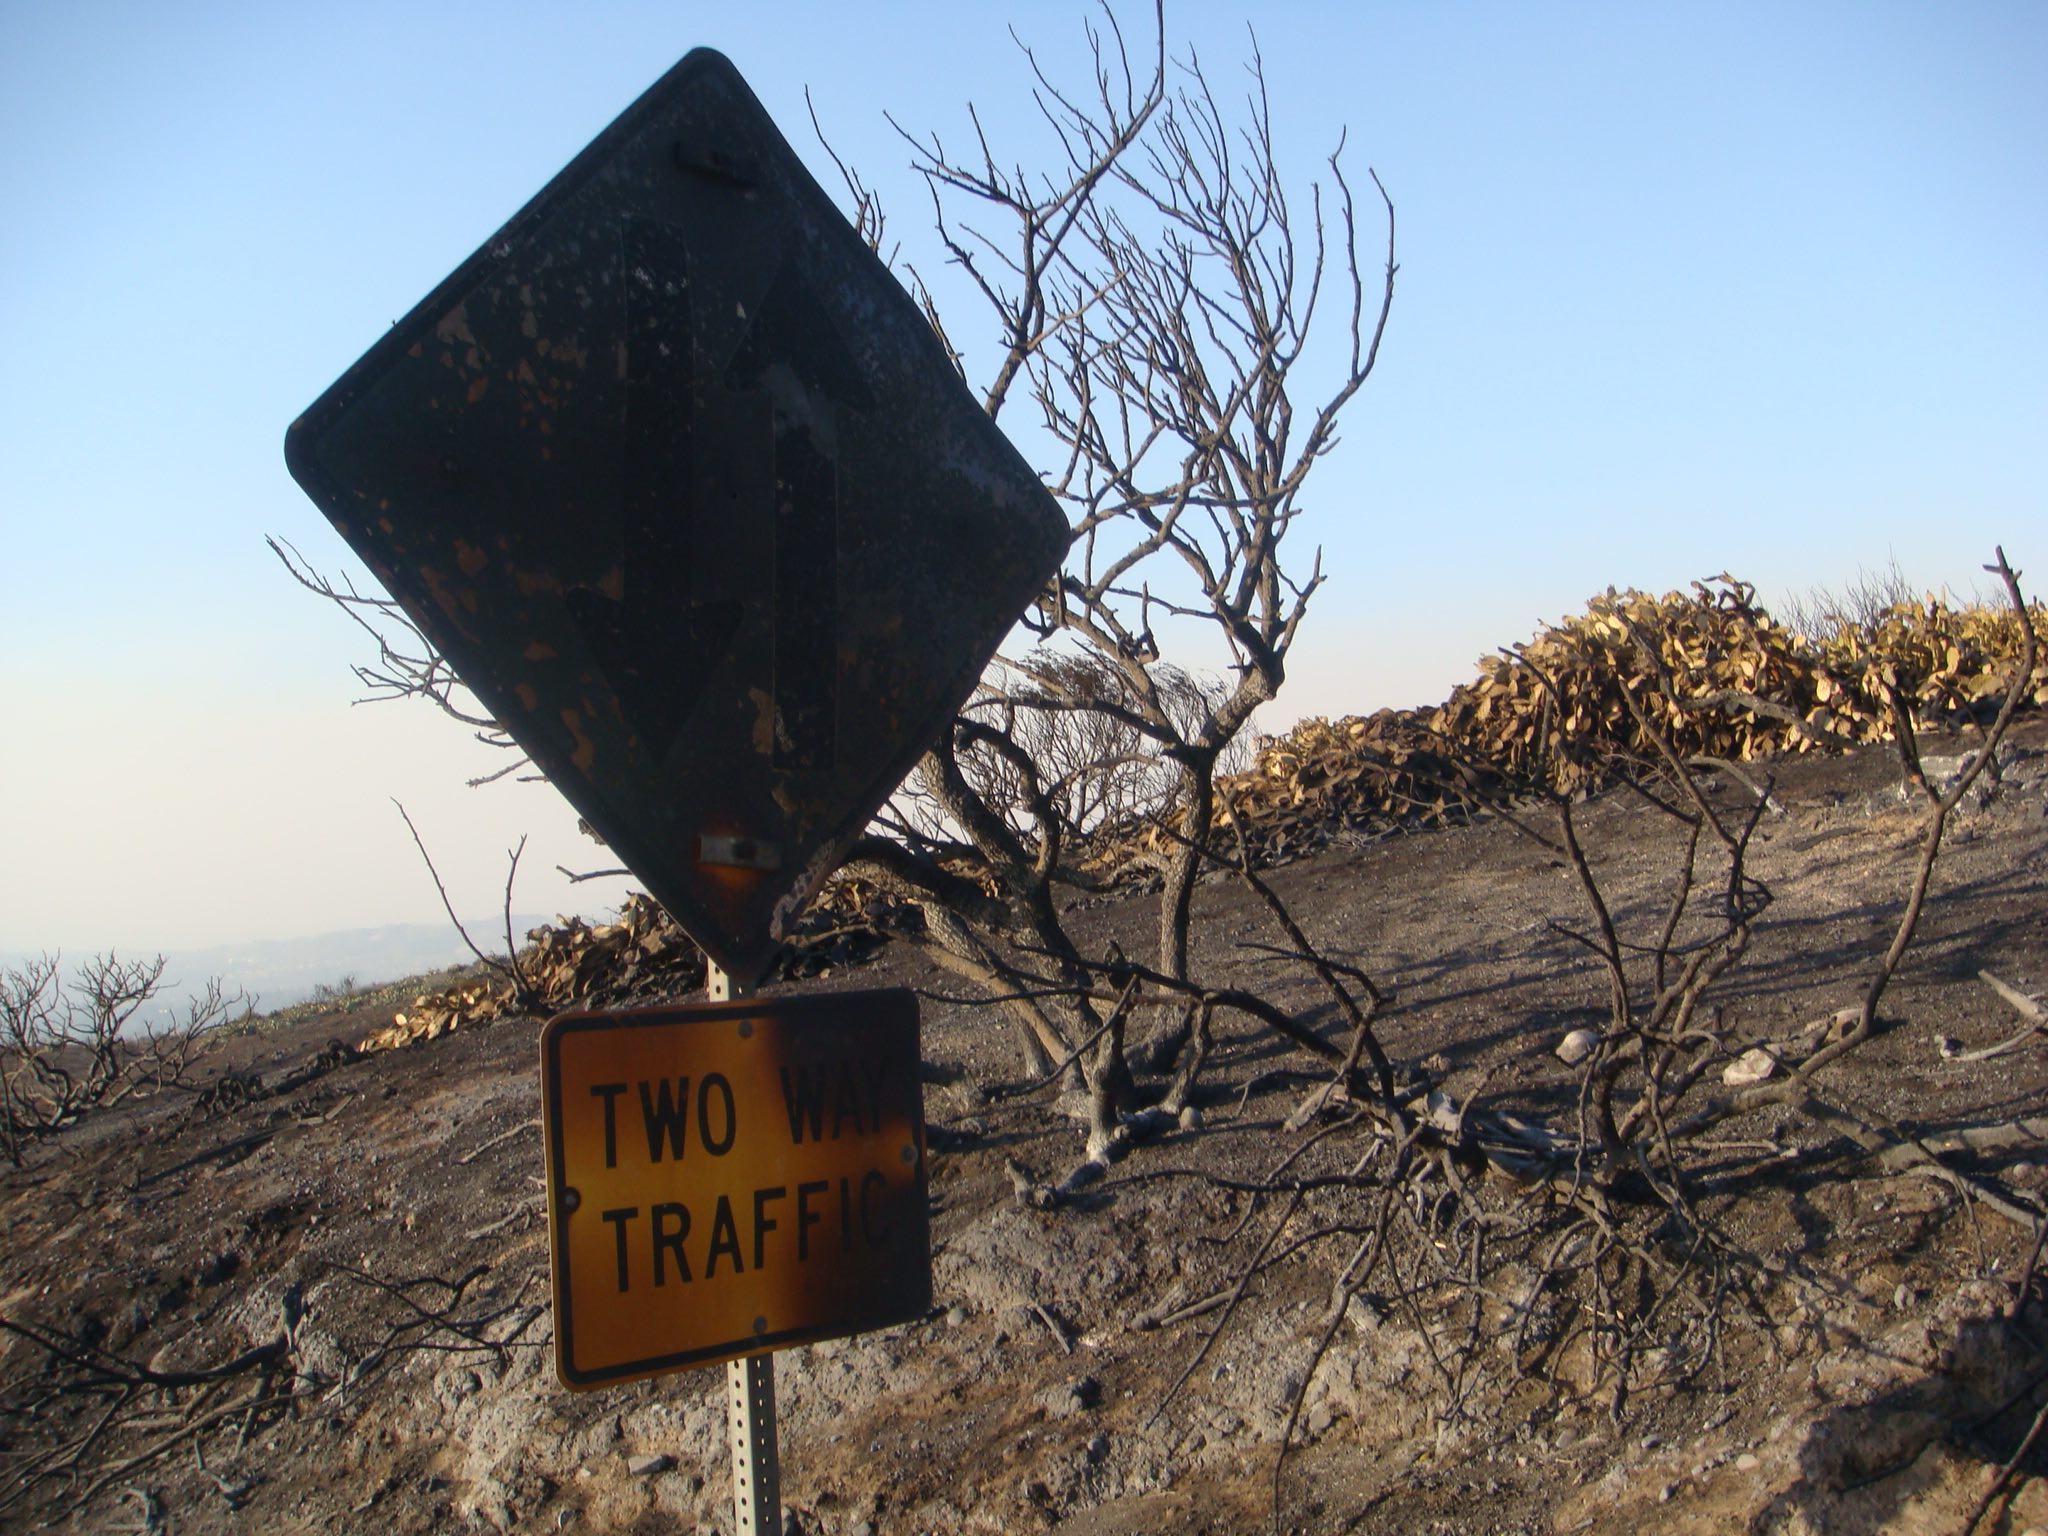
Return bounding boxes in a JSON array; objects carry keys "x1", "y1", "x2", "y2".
[{"x1": 540, "y1": 989, "x2": 930, "y2": 1389}]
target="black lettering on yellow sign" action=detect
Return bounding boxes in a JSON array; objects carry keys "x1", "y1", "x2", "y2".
[
  {"x1": 588, "y1": 1073, "x2": 737, "y2": 1167},
  {"x1": 653, "y1": 1202, "x2": 690, "y2": 1283},
  {"x1": 594, "y1": 1171, "x2": 892, "y2": 1292},
  {"x1": 778, "y1": 1056, "x2": 889, "y2": 1143}
]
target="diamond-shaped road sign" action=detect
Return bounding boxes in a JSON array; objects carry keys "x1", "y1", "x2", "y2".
[{"x1": 286, "y1": 50, "x2": 1068, "y2": 984}]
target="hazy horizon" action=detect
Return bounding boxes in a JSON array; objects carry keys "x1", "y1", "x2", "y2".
[{"x1": 1, "y1": 912, "x2": 565, "y2": 1020}]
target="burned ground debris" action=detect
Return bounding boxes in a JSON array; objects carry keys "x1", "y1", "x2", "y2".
[{"x1": 4, "y1": 564, "x2": 2046, "y2": 1530}]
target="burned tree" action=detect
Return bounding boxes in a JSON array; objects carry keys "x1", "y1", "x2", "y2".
[
  {"x1": 0, "y1": 953, "x2": 241, "y2": 1167},
  {"x1": 830, "y1": 9, "x2": 1397, "y2": 1145},
  {"x1": 1122, "y1": 550, "x2": 2045, "y2": 1527}
]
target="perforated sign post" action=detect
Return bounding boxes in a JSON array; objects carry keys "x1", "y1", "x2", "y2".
[{"x1": 286, "y1": 46, "x2": 1070, "y2": 1536}]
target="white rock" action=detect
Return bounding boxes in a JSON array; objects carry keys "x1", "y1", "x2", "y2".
[
  {"x1": 1800, "y1": 1007, "x2": 1861, "y2": 1046},
  {"x1": 1425, "y1": 1089, "x2": 1463, "y2": 1134},
  {"x1": 1722, "y1": 1047, "x2": 1779, "y2": 1086},
  {"x1": 1555, "y1": 1028, "x2": 1599, "y2": 1066}
]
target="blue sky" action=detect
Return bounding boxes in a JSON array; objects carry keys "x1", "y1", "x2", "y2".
[{"x1": 2, "y1": 1, "x2": 2042, "y2": 961}]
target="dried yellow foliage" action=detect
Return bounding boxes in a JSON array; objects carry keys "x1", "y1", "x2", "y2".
[{"x1": 1204, "y1": 580, "x2": 2042, "y2": 864}]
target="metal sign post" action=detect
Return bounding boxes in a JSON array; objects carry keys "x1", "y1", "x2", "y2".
[
  {"x1": 708, "y1": 961, "x2": 780, "y2": 1536},
  {"x1": 726, "y1": 1337, "x2": 780, "y2": 1535}
]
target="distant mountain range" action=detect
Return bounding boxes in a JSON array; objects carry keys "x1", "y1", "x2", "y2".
[{"x1": 2, "y1": 915, "x2": 561, "y2": 1019}]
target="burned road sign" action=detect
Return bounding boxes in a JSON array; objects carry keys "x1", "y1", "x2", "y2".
[
  {"x1": 541, "y1": 989, "x2": 929, "y2": 1388},
  {"x1": 286, "y1": 50, "x2": 1069, "y2": 983}
]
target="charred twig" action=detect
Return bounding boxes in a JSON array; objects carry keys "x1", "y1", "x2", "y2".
[
  {"x1": 1807, "y1": 548, "x2": 2035, "y2": 1075},
  {"x1": 1961, "y1": 1390, "x2": 2048, "y2": 1536},
  {"x1": 1954, "y1": 971, "x2": 2048, "y2": 1062},
  {"x1": 556, "y1": 864, "x2": 632, "y2": 884},
  {"x1": 133, "y1": 1129, "x2": 275, "y2": 1190},
  {"x1": 391, "y1": 802, "x2": 538, "y2": 1011},
  {"x1": 323, "y1": 1260, "x2": 546, "y2": 1390},
  {"x1": 265, "y1": 536, "x2": 522, "y2": 757},
  {"x1": 454, "y1": 1118, "x2": 540, "y2": 1167}
]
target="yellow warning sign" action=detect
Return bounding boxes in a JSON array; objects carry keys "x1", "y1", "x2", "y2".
[{"x1": 540, "y1": 989, "x2": 930, "y2": 1389}]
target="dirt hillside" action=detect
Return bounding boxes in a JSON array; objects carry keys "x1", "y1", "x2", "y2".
[{"x1": 4, "y1": 720, "x2": 2046, "y2": 1535}]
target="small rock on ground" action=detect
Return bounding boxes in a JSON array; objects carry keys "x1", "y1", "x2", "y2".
[{"x1": 1041, "y1": 1375, "x2": 1102, "y2": 1418}]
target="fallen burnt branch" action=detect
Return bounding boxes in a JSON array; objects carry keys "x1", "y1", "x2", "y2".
[
  {"x1": 0, "y1": 1303, "x2": 307, "y2": 1524},
  {"x1": 172, "y1": 1038, "x2": 359, "y2": 1133},
  {"x1": 321, "y1": 1259, "x2": 547, "y2": 1395},
  {"x1": 133, "y1": 1128, "x2": 276, "y2": 1190},
  {"x1": 0, "y1": 1250, "x2": 550, "y2": 1528},
  {"x1": 1954, "y1": 971, "x2": 2048, "y2": 1062},
  {"x1": 0, "y1": 1317, "x2": 289, "y2": 1395}
]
